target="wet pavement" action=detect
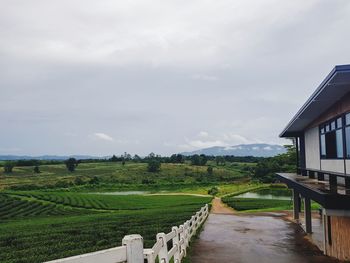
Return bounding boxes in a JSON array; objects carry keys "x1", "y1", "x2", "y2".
[{"x1": 191, "y1": 213, "x2": 339, "y2": 263}]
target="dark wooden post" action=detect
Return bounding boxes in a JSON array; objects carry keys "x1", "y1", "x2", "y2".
[
  {"x1": 329, "y1": 174, "x2": 337, "y2": 193},
  {"x1": 292, "y1": 190, "x2": 300, "y2": 220},
  {"x1": 309, "y1": 170, "x2": 315, "y2": 179},
  {"x1": 317, "y1": 172, "x2": 325, "y2": 181},
  {"x1": 304, "y1": 197, "x2": 312, "y2": 234},
  {"x1": 345, "y1": 177, "x2": 350, "y2": 194}
]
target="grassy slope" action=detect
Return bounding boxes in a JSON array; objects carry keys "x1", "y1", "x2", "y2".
[
  {"x1": 0, "y1": 192, "x2": 211, "y2": 263},
  {"x1": 0, "y1": 162, "x2": 247, "y2": 190}
]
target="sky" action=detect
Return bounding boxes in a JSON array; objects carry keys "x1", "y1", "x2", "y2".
[{"x1": 1, "y1": 0, "x2": 350, "y2": 156}]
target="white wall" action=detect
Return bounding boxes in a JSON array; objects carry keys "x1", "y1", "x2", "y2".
[
  {"x1": 346, "y1": 160, "x2": 350, "y2": 175},
  {"x1": 321, "y1": 159, "x2": 345, "y2": 173},
  {"x1": 305, "y1": 126, "x2": 321, "y2": 170}
]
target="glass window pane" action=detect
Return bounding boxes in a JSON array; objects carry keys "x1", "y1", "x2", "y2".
[
  {"x1": 321, "y1": 134, "x2": 326, "y2": 156},
  {"x1": 346, "y1": 114, "x2": 350, "y2": 126},
  {"x1": 331, "y1": 121, "x2": 336, "y2": 130},
  {"x1": 325, "y1": 124, "x2": 330, "y2": 132},
  {"x1": 321, "y1": 127, "x2": 325, "y2": 134},
  {"x1": 336, "y1": 129, "x2": 343, "y2": 158},
  {"x1": 337, "y1": 117, "x2": 342, "y2": 128},
  {"x1": 346, "y1": 127, "x2": 350, "y2": 158}
]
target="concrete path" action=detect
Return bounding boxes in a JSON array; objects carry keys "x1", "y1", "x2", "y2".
[{"x1": 190, "y1": 199, "x2": 338, "y2": 263}]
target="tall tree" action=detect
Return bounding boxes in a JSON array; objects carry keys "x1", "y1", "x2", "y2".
[{"x1": 65, "y1": 158, "x2": 78, "y2": 172}]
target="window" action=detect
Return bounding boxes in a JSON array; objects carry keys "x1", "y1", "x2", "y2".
[
  {"x1": 320, "y1": 134, "x2": 326, "y2": 157},
  {"x1": 346, "y1": 127, "x2": 350, "y2": 158},
  {"x1": 320, "y1": 116, "x2": 344, "y2": 159},
  {"x1": 336, "y1": 129, "x2": 343, "y2": 158}
]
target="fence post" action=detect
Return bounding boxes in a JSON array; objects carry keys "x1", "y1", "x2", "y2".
[
  {"x1": 172, "y1": 226, "x2": 180, "y2": 263},
  {"x1": 184, "y1": 223, "x2": 190, "y2": 249},
  {"x1": 195, "y1": 212, "x2": 200, "y2": 229},
  {"x1": 157, "y1": 232, "x2": 169, "y2": 263},
  {"x1": 122, "y1": 234, "x2": 144, "y2": 263},
  {"x1": 178, "y1": 225, "x2": 186, "y2": 257}
]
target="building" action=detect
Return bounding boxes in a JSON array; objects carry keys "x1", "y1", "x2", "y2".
[{"x1": 277, "y1": 65, "x2": 350, "y2": 261}]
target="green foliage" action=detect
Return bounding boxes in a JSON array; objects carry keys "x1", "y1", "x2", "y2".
[
  {"x1": 109, "y1": 155, "x2": 119, "y2": 162},
  {"x1": 65, "y1": 158, "x2": 78, "y2": 172},
  {"x1": 215, "y1": 156, "x2": 225, "y2": 166},
  {"x1": 89, "y1": 176, "x2": 100, "y2": 185},
  {"x1": 74, "y1": 177, "x2": 84, "y2": 185},
  {"x1": 169, "y1": 154, "x2": 185, "y2": 163},
  {"x1": 0, "y1": 193, "x2": 210, "y2": 263},
  {"x1": 253, "y1": 144, "x2": 296, "y2": 183},
  {"x1": 191, "y1": 154, "x2": 207, "y2": 166},
  {"x1": 207, "y1": 166, "x2": 213, "y2": 175},
  {"x1": 147, "y1": 160, "x2": 161, "y2": 172},
  {"x1": 33, "y1": 165, "x2": 40, "y2": 173},
  {"x1": 3, "y1": 162, "x2": 15, "y2": 173},
  {"x1": 208, "y1": 186, "x2": 219, "y2": 196},
  {"x1": 222, "y1": 197, "x2": 292, "y2": 211},
  {"x1": 0, "y1": 162, "x2": 246, "y2": 191}
]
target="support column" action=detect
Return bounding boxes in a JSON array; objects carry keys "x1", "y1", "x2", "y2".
[
  {"x1": 345, "y1": 177, "x2": 350, "y2": 195},
  {"x1": 292, "y1": 189, "x2": 300, "y2": 220},
  {"x1": 304, "y1": 197, "x2": 312, "y2": 234},
  {"x1": 329, "y1": 175, "x2": 337, "y2": 193}
]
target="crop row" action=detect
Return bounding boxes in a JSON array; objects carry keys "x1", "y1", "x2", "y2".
[
  {"x1": 0, "y1": 194, "x2": 89, "y2": 220},
  {"x1": 221, "y1": 197, "x2": 292, "y2": 211},
  {"x1": 0, "y1": 203, "x2": 207, "y2": 263},
  {"x1": 12, "y1": 191, "x2": 209, "y2": 211}
]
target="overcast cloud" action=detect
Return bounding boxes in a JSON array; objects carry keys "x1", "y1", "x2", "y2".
[{"x1": 1, "y1": 0, "x2": 350, "y2": 156}]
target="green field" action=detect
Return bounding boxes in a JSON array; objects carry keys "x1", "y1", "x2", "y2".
[
  {"x1": 0, "y1": 162, "x2": 247, "y2": 191},
  {"x1": 0, "y1": 191, "x2": 211, "y2": 263},
  {"x1": 0, "y1": 160, "x2": 257, "y2": 262},
  {"x1": 222, "y1": 186, "x2": 321, "y2": 212},
  {"x1": 222, "y1": 197, "x2": 293, "y2": 211}
]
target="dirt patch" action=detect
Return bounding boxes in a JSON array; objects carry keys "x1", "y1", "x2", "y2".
[{"x1": 211, "y1": 197, "x2": 235, "y2": 214}]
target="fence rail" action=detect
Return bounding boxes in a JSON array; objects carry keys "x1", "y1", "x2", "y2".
[{"x1": 45, "y1": 204, "x2": 209, "y2": 263}]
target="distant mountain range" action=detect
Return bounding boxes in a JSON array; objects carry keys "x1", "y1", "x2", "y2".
[
  {"x1": 181, "y1": 143, "x2": 286, "y2": 157},
  {"x1": 0, "y1": 155, "x2": 106, "y2": 161}
]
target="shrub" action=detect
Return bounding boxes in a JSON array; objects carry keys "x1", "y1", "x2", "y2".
[
  {"x1": 207, "y1": 166, "x2": 213, "y2": 175},
  {"x1": 33, "y1": 166, "x2": 40, "y2": 173},
  {"x1": 147, "y1": 160, "x2": 161, "y2": 172},
  {"x1": 3, "y1": 162, "x2": 15, "y2": 173},
  {"x1": 208, "y1": 186, "x2": 219, "y2": 196},
  {"x1": 65, "y1": 158, "x2": 78, "y2": 172},
  {"x1": 74, "y1": 177, "x2": 85, "y2": 185}
]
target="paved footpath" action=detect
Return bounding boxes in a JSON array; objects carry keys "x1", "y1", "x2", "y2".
[{"x1": 190, "y1": 198, "x2": 338, "y2": 263}]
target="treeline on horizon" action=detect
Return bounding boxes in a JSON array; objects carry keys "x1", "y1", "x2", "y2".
[
  {"x1": 0, "y1": 153, "x2": 264, "y2": 166},
  {"x1": 0, "y1": 145, "x2": 296, "y2": 184}
]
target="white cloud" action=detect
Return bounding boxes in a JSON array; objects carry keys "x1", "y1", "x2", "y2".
[
  {"x1": 93, "y1": 133, "x2": 114, "y2": 141},
  {"x1": 198, "y1": 131, "x2": 209, "y2": 138},
  {"x1": 1, "y1": 1, "x2": 350, "y2": 156},
  {"x1": 178, "y1": 132, "x2": 257, "y2": 151}
]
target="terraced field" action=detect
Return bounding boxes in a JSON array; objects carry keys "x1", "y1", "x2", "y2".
[
  {"x1": 0, "y1": 194, "x2": 88, "y2": 219},
  {"x1": 0, "y1": 191, "x2": 211, "y2": 263},
  {"x1": 222, "y1": 197, "x2": 292, "y2": 211}
]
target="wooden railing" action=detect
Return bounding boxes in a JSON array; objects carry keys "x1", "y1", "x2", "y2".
[
  {"x1": 45, "y1": 204, "x2": 209, "y2": 263},
  {"x1": 298, "y1": 167, "x2": 350, "y2": 191}
]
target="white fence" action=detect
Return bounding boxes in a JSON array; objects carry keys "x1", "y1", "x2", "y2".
[{"x1": 45, "y1": 204, "x2": 209, "y2": 263}]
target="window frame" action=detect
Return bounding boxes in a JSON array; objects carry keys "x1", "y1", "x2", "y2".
[{"x1": 319, "y1": 114, "x2": 345, "y2": 160}]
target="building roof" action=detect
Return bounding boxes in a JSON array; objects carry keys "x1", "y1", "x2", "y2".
[{"x1": 280, "y1": 64, "x2": 350, "y2": 137}]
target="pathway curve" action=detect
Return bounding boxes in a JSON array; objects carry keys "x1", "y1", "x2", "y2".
[{"x1": 190, "y1": 198, "x2": 337, "y2": 263}]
